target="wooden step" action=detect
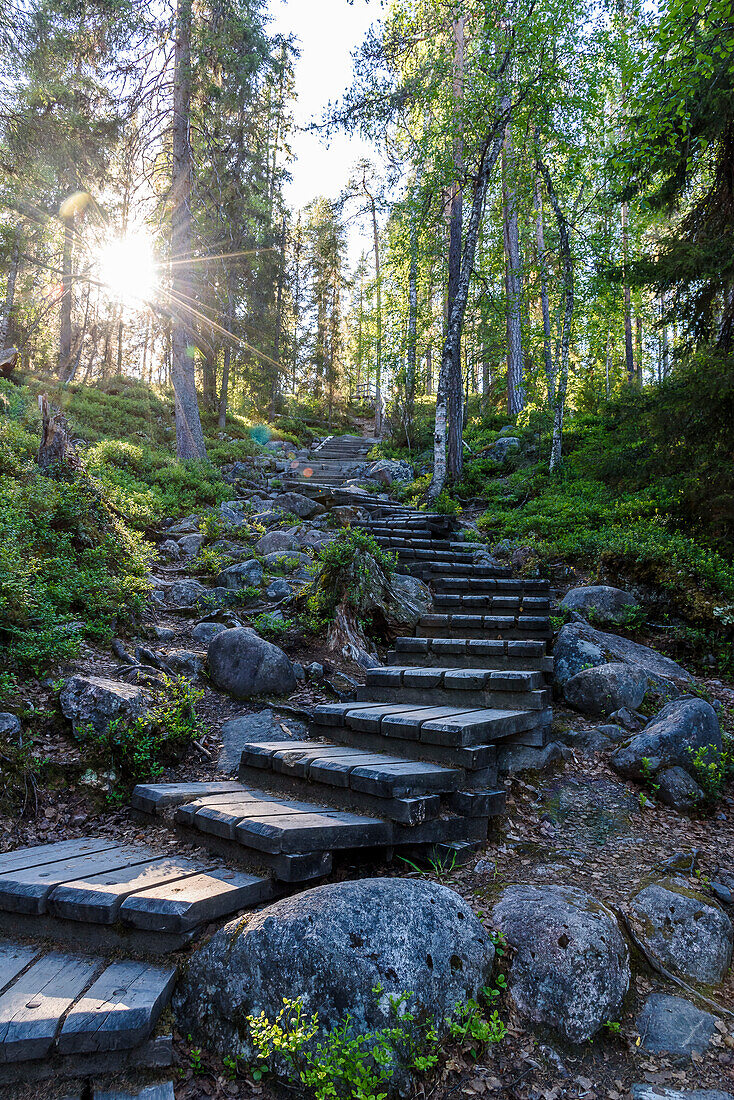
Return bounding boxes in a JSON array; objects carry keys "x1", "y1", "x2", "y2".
[
  {"x1": 0, "y1": 839, "x2": 270, "y2": 952},
  {"x1": 388, "y1": 637, "x2": 552, "y2": 672},
  {"x1": 432, "y1": 576, "x2": 550, "y2": 593},
  {"x1": 405, "y1": 562, "x2": 513, "y2": 579},
  {"x1": 0, "y1": 943, "x2": 174, "y2": 1080},
  {"x1": 362, "y1": 666, "x2": 549, "y2": 710},
  {"x1": 416, "y1": 613, "x2": 552, "y2": 639},
  {"x1": 433, "y1": 594, "x2": 550, "y2": 613}
]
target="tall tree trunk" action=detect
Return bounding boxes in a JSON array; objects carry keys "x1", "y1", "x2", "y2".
[
  {"x1": 0, "y1": 229, "x2": 20, "y2": 348},
  {"x1": 218, "y1": 281, "x2": 234, "y2": 430},
  {"x1": 635, "y1": 314, "x2": 643, "y2": 386},
  {"x1": 406, "y1": 192, "x2": 419, "y2": 442},
  {"x1": 430, "y1": 116, "x2": 507, "y2": 498},
  {"x1": 171, "y1": 0, "x2": 207, "y2": 459},
  {"x1": 534, "y1": 167, "x2": 554, "y2": 403},
  {"x1": 503, "y1": 103, "x2": 524, "y2": 416},
  {"x1": 446, "y1": 14, "x2": 465, "y2": 484},
  {"x1": 622, "y1": 200, "x2": 635, "y2": 383},
  {"x1": 604, "y1": 331, "x2": 611, "y2": 397},
  {"x1": 538, "y1": 158, "x2": 573, "y2": 472},
  {"x1": 660, "y1": 291, "x2": 669, "y2": 379},
  {"x1": 425, "y1": 345, "x2": 432, "y2": 394},
  {"x1": 367, "y1": 192, "x2": 382, "y2": 437},
  {"x1": 270, "y1": 214, "x2": 287, "y2": 415},
  {"x1": 58, "y1": 214, "x2": 73, "y2": 375}
]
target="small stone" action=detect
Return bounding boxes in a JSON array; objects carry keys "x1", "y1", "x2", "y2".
[
  {"x1": 0, "y1": 712, "x2": 21, "y2": 738},
  {"x1": 165, "y1": 650, "x2": 204, "y2": 678},
  {"x1": 266, "y1": 578, "x2": 293, "y2": 601},
  {"x1": 497, "y1": 741, "x2": 570, "y2": 776},
  {"x1": 635, "y1": 993, "x2": 717, "y2": 1056},
  {"x1": 609, "y1": 707, "x2": 640, "y2": 731},
  {"x1": 151, "y1": 626, "x2": 176, "y2": 641},
  {"x1": 216, "y1": 560, "x2": 264, "y2": 590},
  {"x1": 159, "y1": 539, "x2": 181, "y2": 560},
  {"x1": 168, "y1": 579, "x2": 208, "y2": 606},
  {"x1": 60, "y1": 675, "x2": 146, "y2": 736},
  {"x1": 256, "y1": 530, "x2": 299, "y2": 555},
  {"x1": 191, "y1": 621, "x2": 227, "y2": 643},
  {"x1": 711, "y1": 881, "x2": 734, "y2": 906},
  {"x1": 306, "y1": 662, "x2": 324, "y2": 682},
  {"x1": 656, "y1": 766, "x2": 704, "y2": 810},
  {"x1": 178, "y1": 533, "x2": 205, "y2": 557}
]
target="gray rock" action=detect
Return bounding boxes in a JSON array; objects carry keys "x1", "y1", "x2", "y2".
[
  {"x1": 563, "y1": 662, "x2": 648, "y2": 717},
  {"x1": 256, "y1": 530, "x2": 299, "y2": 556},
  {"x1": 610, "y1": 697, "x2": 721, "y2": 781},
  {"x1": 219, "y1": 500, "x2": 250, "y2": 527},
  {"x1": 167, "y1": 514, "x2": 199, "y2": 535},
  {"x1": 609, "y1": 706, "x2": 641, "y2": 731},
  {"x1": 178, "y1": 533, "x2": 204, "y2": 557},
  {"x1": 365, "y1": 459, "x2": 414, "y2": 485},
  {"x1": 266, "y1": 578, "x2": 293, "y2": 601},
  {"x1": 174, "y1": 878, "x2": 495, "y2": 1061},
  {"x1": 151, "y1": 626, "x2": 175, "y2": 641},
  {"x1": 635, "y1": 993, "x2": 717, "y2": 1056},
  {"x1": 271, "y1": 491, "x2": 321, "y2": 518},
  {"x1": 191, "y1": 621, "x2": 227, "y2": 644},
  {"x1": 656, "y1": 766, "x2": 705, "y2": 810},
  {"x1": 298, "y1": 529, "x2": 334, "y2": 551},
  {"x1": 595, "y1": 723, "x2": 628, "y2": 742},
  {"x1": 558, "y1": 726, "x2": 617, "y2": 752},
  {"x1": 165, "y1": 650, "x2": 204, "y2": 678},
  {"x1": 306, "y1": 662, "x2": 324, "y2": 681},
  {"x1": 293, "y1": 662, "x2": 306, "y2": 682},
  {"x1": 94, "y1": 1084, "x2": 175, "y2": 1100},
  {"x1": 264, "y1": 550, "x2": 312, "y2": 573},
  {"x1": 60, "y1": 675, "x2": 146, "y2": 735},
  {"x1": 554, "y1": 621, "x2": 690, "y2": 689},
  {"x1": 632, "y1": 1089, "x2": 734, "y2": 1100},
  {"x1": 159, "y1": 539, "x2": 181, "y2": 561},
  {"x1": 210, "y1": 539, "x2": 251, "y2": 560},
  {"x1": 497, "y1": 741, "x2": 570, "y2": 776},
  {"x1": 332, "y1": 505, "x2": 363, "y2": 526},
  {"x1": 0, "y1": 712, "x2": 21, "y2": 738},
  {"x1": 216, "y1": 560, "x2": 264, "y2": 590},
  {"x1": 488, "y1": 436, "x2": 521, "y2": 462},
  {"x1": 560, "y1": 585, "x2": 639, "y2": 625},
  {"x1": 168, "y1": 579, "x2": 208, "y2": 606},
  {"x1": 389, "y1": 574, "x2": 434, "y2": 624},
  {"x1": 490, "y1": 884, "x2": 630, "y2": 1043},
  {"x1": 207, "y1": 627, "x2": 296, "y2": 699},
  {"x1": 630, "y1": 878, "x2": 733, "y2": 984},
  {"x1": 219, "y1": 709, "x2": 308, "y2": 772}
]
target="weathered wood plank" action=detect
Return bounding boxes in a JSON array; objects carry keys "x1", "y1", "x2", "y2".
[
  {"x1": 131, "y1": 781, "x2": 245, "y2": 815},
  {"x1": 119, "y1": 867, "x2": 273, "y2": 932},
  {"x1": 234, "y1": 810, "x2": 391, "y2": 854},
  {"x1": 0, "y1": 951, "x2": 101, "y2": 1062},
  {"x1": 0, "y1": 846, "x2": 160, "y2": 915},
  {"x1": 0, "y1": 839, "x2": 117, "y2": 875},
  {"x1": 48, "y1": 856, "x2": 207, "y2": 925},
  {"x1": 0, "y1": 944, "x2": 41, "y2": 995},
  {"x1": 58, "y1": 960, "x2": 176, "y2": 1054}
]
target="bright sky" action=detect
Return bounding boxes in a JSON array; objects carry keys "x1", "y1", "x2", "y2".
[{"x1": 268, "y1": 0, "x2": 385, "y2": 266}]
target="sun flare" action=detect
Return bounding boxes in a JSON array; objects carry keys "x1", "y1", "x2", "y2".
[{"x1": 96, "y1": 232, "x2": 157, "y2": 307}]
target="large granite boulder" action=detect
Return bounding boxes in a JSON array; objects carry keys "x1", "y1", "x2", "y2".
[
  {"x1": 554, "y1": 621, "x2": 690, "y2": 690},
  {"x1": 168, "y1": 579, "x2": 208, "y2": 606},
  {"x1": 489, "y1": 437, "x2": 521, "y2": 462},
  {"x1": 560, "y1": 585, "x2": 639, "y2": 625},
  {"x1": 490, "y1": 884, "x2": 630, "y2": 1043},
  {"x1": 174, "y1": 879, "x2": 494, "y2": 1061},
  {"x1": 219, "y1": 500, "x2": 250, "y2": 527},
  {"x1": 216, "y1": 560, "x2": 264, "y2": 590},
  {"x1": 60, "y1": 675, "x2": 146, "y2": 735},
  {"x1": 629, "y1": 878, "x2": 733, "y2": 985},
  {"x1": 207, "y1": 627, "x2": 296, "y2": 699},
  {"x1": 563, "y1": 661, "x2": 648, "y2": 717},
  {"x1": 656, "y1": 765, "x2": 705, "y2": 810},
  {"x1": 633, "y1": 1089, "x2": 733, "y2": 1100},
  {"x1": 389, "y1": 574, "x2": 434, "y2": 625},
  {"x1": 365, "y1": 459, "x2": 414, "y2": 486},
  {"x1": 610, "y1": 697, "x2": 721, "y2": 781}
]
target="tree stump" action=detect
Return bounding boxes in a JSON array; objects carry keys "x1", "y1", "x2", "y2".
[{"x1": 37, "y1": 394, "x2": 79, "y2": 473}]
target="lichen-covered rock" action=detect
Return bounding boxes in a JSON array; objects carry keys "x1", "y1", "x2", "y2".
[
  {"x1": 629, "y1": 878, "x2": 733, "y2": 985},
  {"x1": 490, "y1": 884, "x2": 630, "y2": 1043},
  {"x1": 563, "y1": 662, "x2": 648, "y2": 717},
  {"x1": 496, "y1": 741, "x2": 570, "y2": 775},
  {"x1": 271, "y1": 491, "x2": 321, "y2": 518},
  {"x1": 632, "y1": 1088, "x2": 733, "y2": 1100},
  {"x1": 159, "y1": 539, "x2": 181, "y2": 561},
  {"x1": 0, "y1": 712, "x2": 21, "y2": 738},
  {"x1": 164, "y1": 650, "x2": 204, "y2": 678},
  {"x1": 216, "y1": 560, "x2": 264, "y2": 590},
  {"x1": 560, "y1": 585, "x2": 639, "y2": 624},
  {"x1": 266, "y1": 578, "x2": 293, "y2": 601},
  {"x1": 207, "y1": 627, "x2": 296, "y2": 699},
  {"x1": 365, "y1": 459, "x2": 414, "y2": 485},
  {"x1": 635, "y1": 993, "x2": 717, "y2": 1056},
  {"x1": 60, "y1": 675, "x2": 146, "y2": 735},
  {"x1": 174, "y1": 878, "x2": 494, "y2": 1060},
  {"x1": 191, "y1": 621, "x2": 227, "y2": 644},
  {"x1": 554, "y1": 621, "x2": 690, "y2": 690},
  {"x1": 610, "y1": 697, "x2": 721, "y2": 781},
  {"x1": 388, "y1": 574, "x2": 434, "y2": 625},
  {"x1": 256, "y1": 530, "x2": 299, "y2": 556},
  {"x1": 168, "y1": 579, "x2": 208, "y2": 606},
  {"x1": 178, "y1": 533, "x2": 204, "y2": 557},
  {"x1": 488, "y1": 437, "x2": 521, "y2": 462}
]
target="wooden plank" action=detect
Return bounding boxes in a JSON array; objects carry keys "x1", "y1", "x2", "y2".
[
  {"x1": 234, "y1": 810, "x2": 391, "y2": 854},
  {"x1": 48, "y1": 856, "x2": 209, "y2": 925},
  {"x1": 57, "y1": 960, "x2": 176, "y2": 1054},
  {"x1": 0, "y1": 839, "x2": 117, "y2": 876},
  {"x1": 0, "y1": 944, "x2": 41, "y2": 995},
  {"x1": 348, "y1": 760, "x2": 461, "y2": 797},
  {"x1": 120, "y1": 867, "x2": 273, "y2": 932},
  {"x1": 0, "y1": 846, "x2": 160, "y2": 915},
  {"x1": 184, "y1": 797, "x2": 323, "y2": 839},
  {"x1": 131, "y1": 781, "x2": 245, "y2": 815},
  {"x1": 0, "y1": 951, "x2": 101, "y2": 1063}
]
